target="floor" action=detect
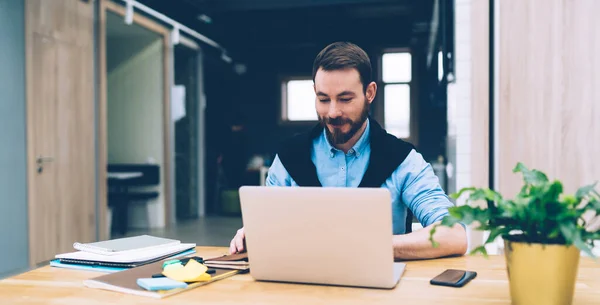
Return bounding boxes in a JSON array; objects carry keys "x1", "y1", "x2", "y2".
[{"x1": 119, "y1": 216, "x2": 243, "y2": 247}]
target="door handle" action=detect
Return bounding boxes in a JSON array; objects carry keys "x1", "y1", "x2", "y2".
[
  {"x1": 36, "y1": 155, "x2": 54, "y2": 165},
  {"x1": 36, "y1": 155, "x2": 54, "y2": 173}
]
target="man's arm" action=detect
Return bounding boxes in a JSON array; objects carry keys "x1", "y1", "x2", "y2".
[
  {"x1": 264, "y1": 154, "x2": 293, "y2": 186},
  {"x1": 229, "y1": 154, "x2": 292, "y2": 254},
  {"x1": 392, "y1": 150, "x2": 468, "y2": 260},
  {"x1": 393, "y1": 221, "x2": 466, "y2": 260}
]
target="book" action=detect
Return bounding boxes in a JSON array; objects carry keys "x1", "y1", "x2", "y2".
[
  {"x1": 73, "y1": 235, "x2": 180, "y2": 255},
  {"x1": 83, "y1": 257, "x2": 240, "y2": 298},
  {"x1": 56, "y1": 243, "x2": 196, "y2": 268}
]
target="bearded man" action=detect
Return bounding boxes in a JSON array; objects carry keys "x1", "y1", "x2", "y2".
[{"x1": 229, "y1": 42, "x2": 467, "y2": 260}]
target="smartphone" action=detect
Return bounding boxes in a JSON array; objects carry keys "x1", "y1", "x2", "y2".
[{"x1": 430, "y1": 269, "x2": 477, "y2": 287}]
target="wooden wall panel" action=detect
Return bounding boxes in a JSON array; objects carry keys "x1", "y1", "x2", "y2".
[
  {"x1": 26, "y1": 0, "x2": 96, "y2": 265},
  {"x1": 497, "y1": 0, "x2": 600, "y2": 197},
  {"x1": 98, "y1": 0, "x2": 108, "y2": 241},
  {"x1": 468, "y1": 0, "x2": 490, "y2": 248}
]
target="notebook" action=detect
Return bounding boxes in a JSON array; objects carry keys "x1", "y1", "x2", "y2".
[
  {"x1": 56, "y1": 243, "x2": 196, "y2": 268},
  {"x1": 83, "y1": 255, "x2": 241, "y2": 299},
  {"x1": 204, "y1": 252, "x2": 249, "y2": 270},
  {"x1": 51, "y1": 248, "x2": 196, "y2": 272},
  {"x1": 73, "y1": 235, "x2": 180, "y2": 255},
  {"x1": 50, "y1": 259, "x2": 127, "y2": 273}
]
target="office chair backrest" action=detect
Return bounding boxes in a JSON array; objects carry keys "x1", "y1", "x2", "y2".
[{"x1": 107, "y1": 164, "x2": 160, "y2": 187}]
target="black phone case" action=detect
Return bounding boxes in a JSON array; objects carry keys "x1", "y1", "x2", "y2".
[{"x1": 430, "y1": 270, "x2": 477, "y2": 287}]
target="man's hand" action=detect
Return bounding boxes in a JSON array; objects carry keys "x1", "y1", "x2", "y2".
[{"x1": 229, "y1": 227, "x2": 246, "y2": 254}]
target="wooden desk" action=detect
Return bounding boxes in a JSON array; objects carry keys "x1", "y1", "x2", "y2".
[{"x1": 1, "y1": 247, "x2": 599, "y2": 304}]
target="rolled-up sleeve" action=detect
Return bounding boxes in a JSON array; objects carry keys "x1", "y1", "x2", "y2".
[{"x1": 397, "y1": 150, "x2": 454, "y2": 227}]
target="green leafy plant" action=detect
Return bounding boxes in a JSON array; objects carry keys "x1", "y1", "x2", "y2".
[{"x1": 430, "y1": 162, "x2": 600, "y2": 257}]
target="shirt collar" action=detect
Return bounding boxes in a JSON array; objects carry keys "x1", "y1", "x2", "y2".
[
  {"x1": 322, "y1": 118, "x2": 371, "y2": 157},
  {"x1": 352, "y1": 118, "x2": 370, "y2": 156}
]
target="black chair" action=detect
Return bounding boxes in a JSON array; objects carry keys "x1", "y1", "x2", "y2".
[
  {"x1": 405, "y1": 209, "x2": 415, "y2": 234},
  {"x1": 108, "y1": 164, "x2": 160, "y2": 235}
]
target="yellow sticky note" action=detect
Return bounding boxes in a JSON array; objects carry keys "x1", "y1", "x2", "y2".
[
  {"x1": 191, "y1": 273, "x2": 212, "y2": 282},
  {"x1": 162, "y1": 260, "x2": 211, "y2": 282}
]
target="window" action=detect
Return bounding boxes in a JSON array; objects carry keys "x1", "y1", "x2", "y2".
[
  {"x1": 438, "y1": 51, "x2": 444, "y2": 82},
  {"x1": 281, "y1": 79, "x2": 317, "y2": 121},
  {"x1": 382, "y1": 52, "x2": 411, "y2": 139}
]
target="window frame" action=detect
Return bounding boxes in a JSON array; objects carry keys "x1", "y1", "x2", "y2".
[
  {"x1": 278, "y1": 75, "x2": 318, "y2": 126},
  {"x1": 379, "y1": 48, "x2": 413, "y2": 141}
]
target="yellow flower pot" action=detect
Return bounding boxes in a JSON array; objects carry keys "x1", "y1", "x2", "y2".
[{"x1": 504, "y1": 240, "x2": 581, "y2": 305}]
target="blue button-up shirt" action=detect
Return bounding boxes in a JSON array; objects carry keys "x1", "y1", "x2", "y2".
[{"x1": 265, "y1": 119, "x2": 454, "y2": 235}]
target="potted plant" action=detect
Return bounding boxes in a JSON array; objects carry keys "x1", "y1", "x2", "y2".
[{"x1": 430, "y1": 163, "x2": 600, "y2": 305}]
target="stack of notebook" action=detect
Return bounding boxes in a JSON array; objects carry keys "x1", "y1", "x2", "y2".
[{"x1": 51, "y1": 235, "x2": 196, "y2": 273}]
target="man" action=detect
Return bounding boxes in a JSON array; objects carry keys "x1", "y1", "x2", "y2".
[{"x1": 229, "y1": 42, "x2": 467, "y2": 260}]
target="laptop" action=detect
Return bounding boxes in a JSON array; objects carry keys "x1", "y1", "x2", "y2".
[{"x1": 238, "y1": 186, "x2": 405, "y2": 289}]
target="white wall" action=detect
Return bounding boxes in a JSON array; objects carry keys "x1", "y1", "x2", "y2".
[
  {"x1": 447, "y1": 0, "x2": 473, "y2": 224},
  {"x1": 450, "y1": 0, "x2": 472, "y2": 195},
  {"x1": 448, "y1": 0, "x2": 495, "y2": 253},
  {"x1": 107, "y1": 37, "x2": 158, "y2": 73},
  {"x1": 107, "y1": 39, "x2": 165, "y2": 229}
]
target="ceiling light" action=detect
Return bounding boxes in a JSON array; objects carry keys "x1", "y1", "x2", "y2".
[
  {"x1": 197, "y1": 14, "x2": 212, "y2": 24},
  {"x1": 234, "y1": 64, "x2": 247, "y2": 75}
]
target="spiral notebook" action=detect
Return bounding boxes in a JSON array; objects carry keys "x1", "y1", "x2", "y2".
[
  {"x1": 73, "y1": 235, "x2": 180, "y2": 255},
  {"x1": 51, "y1": 248, "x2": 196, "y2": 271},
  {"x1": 56, "y1": 244, "x2": 197, "y2": 268},
  {"x1": 55, "y1": 243, "x2": 196, "y2": 267}
]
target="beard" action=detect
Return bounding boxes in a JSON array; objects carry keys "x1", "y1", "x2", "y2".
[{"x1": 318, "y1": 99, "x2": 370, "y2": 145}]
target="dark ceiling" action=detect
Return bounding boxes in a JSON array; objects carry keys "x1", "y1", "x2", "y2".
[{"x1": 135, "y1": 0, "x2": 435, "y2": 63}]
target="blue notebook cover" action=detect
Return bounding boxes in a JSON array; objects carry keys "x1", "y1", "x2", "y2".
[{"x1": 50, "y1": 260, "x2": 126, "y2": 273}]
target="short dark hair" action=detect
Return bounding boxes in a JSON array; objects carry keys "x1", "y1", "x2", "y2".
[{"x1": 312, "y1": 42, "x2": 372, "y2": 92}]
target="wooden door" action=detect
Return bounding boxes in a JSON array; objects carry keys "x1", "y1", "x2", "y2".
[{"x1": 26, "y1": 0, "x2": 96, "y2": 265}]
